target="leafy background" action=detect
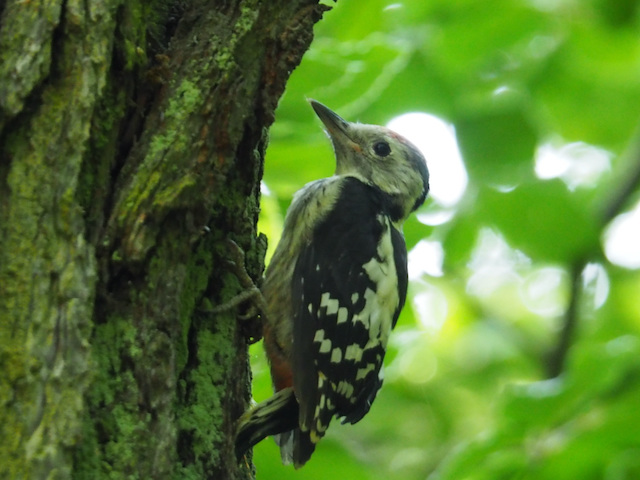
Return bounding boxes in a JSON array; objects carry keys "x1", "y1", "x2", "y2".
[{"x1": 250, "y1": 0, "x2": 640, "y2": 478}]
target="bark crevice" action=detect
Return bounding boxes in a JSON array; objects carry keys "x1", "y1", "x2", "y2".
[{"x1": 0, "y1": 1, "x2": 329, "y2": 478}]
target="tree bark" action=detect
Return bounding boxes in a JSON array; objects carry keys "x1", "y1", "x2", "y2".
[{"x1": 0, "y1": 1, "x2": 329, "y2": 478}]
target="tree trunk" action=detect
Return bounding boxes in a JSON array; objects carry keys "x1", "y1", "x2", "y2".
[{"x1": 0, "y1": 1, "x2": 328, "y2": 478}]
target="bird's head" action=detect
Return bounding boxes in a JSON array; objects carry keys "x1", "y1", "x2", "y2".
[{"x1": 310, "y1": 100, "x2": 429, "y2": 222}]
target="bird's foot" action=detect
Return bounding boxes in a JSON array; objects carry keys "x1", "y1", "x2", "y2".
[{"x1": 202, "y1": 239, "x2": 267, "y2": 344}]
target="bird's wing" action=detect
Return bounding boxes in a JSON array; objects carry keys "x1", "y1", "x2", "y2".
[{"x1": 291, "y1": 177, "x2": 408, "y2": 449}]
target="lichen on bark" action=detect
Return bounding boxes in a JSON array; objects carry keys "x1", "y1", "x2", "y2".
[{"x1": 1, "y1": 0, "x2": 328, "y2": 478}]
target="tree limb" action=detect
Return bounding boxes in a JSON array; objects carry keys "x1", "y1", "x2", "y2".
[{"x1": 547, "y1": 142, "x2": 640, "y2": 377}]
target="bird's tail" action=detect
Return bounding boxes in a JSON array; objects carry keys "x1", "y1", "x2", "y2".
[{"x1": 235, "y1": 387, "x2": 299, "y2": 462}]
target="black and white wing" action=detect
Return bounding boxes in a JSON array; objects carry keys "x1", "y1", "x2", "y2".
[{"x1": 290, "y1": 177, "x2": 408, "y2": 464}]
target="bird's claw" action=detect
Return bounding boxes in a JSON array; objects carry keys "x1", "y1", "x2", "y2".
[{"x1": 202, "y1": 239, "x2": 267, "y2": 344}]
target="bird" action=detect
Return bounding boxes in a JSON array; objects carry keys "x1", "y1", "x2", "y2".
[{"x1": 235, "y1": 99, "x2": 429, "y2": 468}]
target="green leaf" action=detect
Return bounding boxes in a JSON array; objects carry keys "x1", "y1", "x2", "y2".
[
  {"x1": 532, "y1": 21, "x2": 640, "y2": 149},
  {"x1": 478, "y1": 180, "x2": 600, "y2": 263},
  {"x1": 441, "y1": 212, "x2": 480, "y2": 269},
  {"x1": 456, "y1": 107, "x2": 538, "y2": 187}
]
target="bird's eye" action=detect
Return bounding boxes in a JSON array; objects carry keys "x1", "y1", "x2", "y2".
[{"x1": 373, "y1": 141, "x2": 391, "y2": 157}]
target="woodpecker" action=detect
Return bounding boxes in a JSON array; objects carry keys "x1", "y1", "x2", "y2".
[{"x1": 236, "y1": 100, "x2": 429, "y2": 468}]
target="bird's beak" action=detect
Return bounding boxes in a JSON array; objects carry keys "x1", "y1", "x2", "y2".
[
  {"x1": 309, "y1": 100, "x2": 362, "y2": 153},
  {"x1": 309, "y1": 100, "x2": 349, "y2": 135}
]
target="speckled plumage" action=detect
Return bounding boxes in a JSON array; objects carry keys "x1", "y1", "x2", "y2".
[{"x1": 235, "y1": 100, "x2": 429, "y2": 468}]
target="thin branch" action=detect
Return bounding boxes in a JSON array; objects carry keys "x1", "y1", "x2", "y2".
[
  {"x1": 546, "y1": 260, "x2": 584, "y2": 377},
  {"x1": 600, "y1": 150, "x2": 640, "y2": 226},
  {"x1": 546, "y1": 145, "x2": 640, "y2": 378}
]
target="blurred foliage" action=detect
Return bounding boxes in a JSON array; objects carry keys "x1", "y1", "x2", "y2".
[{"x1": 251, "y1": 0, "x2": 640, "y2": 478}]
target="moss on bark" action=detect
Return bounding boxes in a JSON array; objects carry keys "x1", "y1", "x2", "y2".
[{"x1": 0, "y1": 0, "x2": 329, "y2": 478}]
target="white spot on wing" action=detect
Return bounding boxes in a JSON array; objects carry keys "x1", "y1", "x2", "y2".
[
  {"x1": 319, "y1": 338, "x2": 332, "y2": 353},
  {"x1": 320, "y1": 292, "x2": 340, "y2": 315},
  {"x1": 356, "y1": 363, "x2": 376, "y2": 380},
  {"x1": 336, "y1": 381, "x2": 355, "y2": 398},
  {"x1": 337, "y1": 307, "x2": 349, "y2": 324},
  {"x1": 331, "y1": 348, "x2": 342, "y2": 363},
  {"x1": 316, "y1": 418, "x2": 328, "y2": 432},
  {"x1": 344, "y1": 344, "x2": 363, "y2": 362}
]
